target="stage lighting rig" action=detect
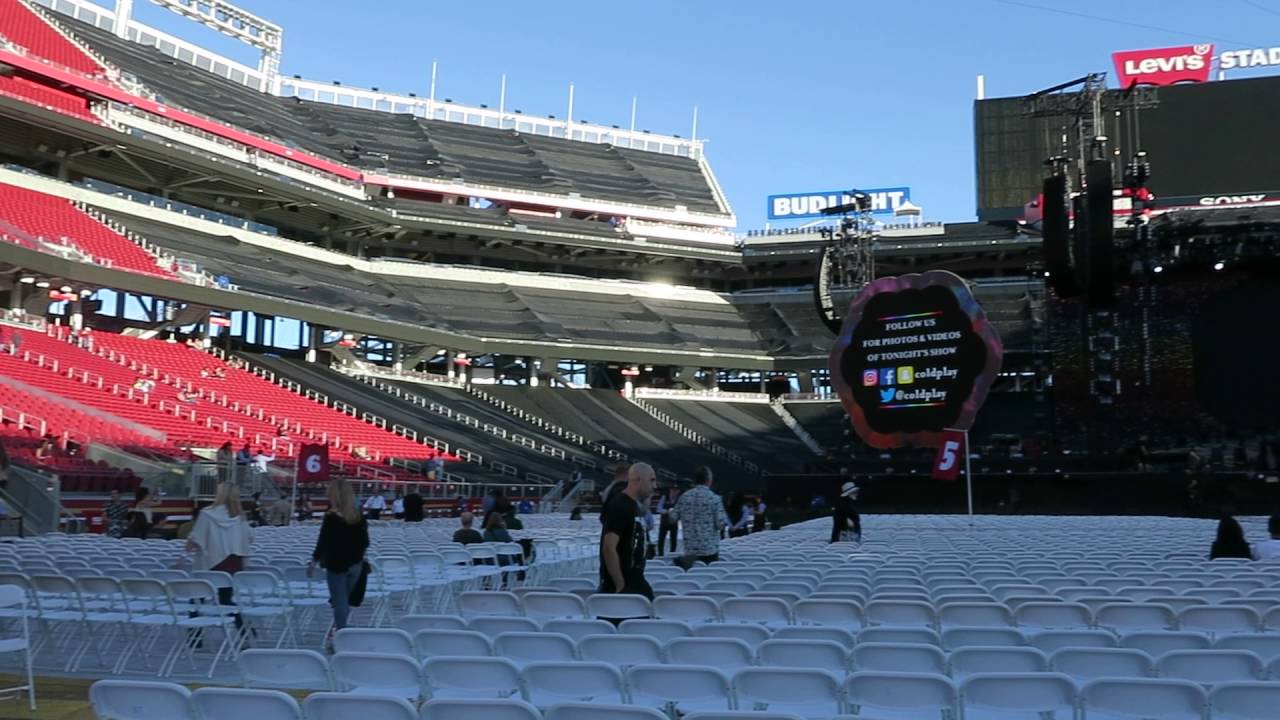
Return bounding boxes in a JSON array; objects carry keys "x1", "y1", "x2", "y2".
[{"x1": 813, "y1": 189, "x2": 878, "y2": 334}]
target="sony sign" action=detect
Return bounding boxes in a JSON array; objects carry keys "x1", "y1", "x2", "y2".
[
  {"x1": 768, "y1": 187, "x2": 911, "y2": 220},
  {"x1": 1112, "y1": 44, "x2": 1214, "y2": 87}
]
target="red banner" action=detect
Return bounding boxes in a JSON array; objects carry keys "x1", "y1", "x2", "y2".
[
  {"x1": 932, "y1": 431, "x2": 966, "y2": 482},
  {"x1": 296, "y1": 444, "x2": 330, "y2": 484},
  {"x1": 1112, "y1": 44, "x2": 1213, "y2": 88}
]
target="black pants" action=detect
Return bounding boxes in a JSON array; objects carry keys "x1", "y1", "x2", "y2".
[{"x1": 657, "y1": 521, "x2": 678, "y2": 555}]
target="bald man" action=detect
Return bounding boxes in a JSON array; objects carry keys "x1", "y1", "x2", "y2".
[{"x1": 598, "y1": 462, "x2": 657, "y2": 604}]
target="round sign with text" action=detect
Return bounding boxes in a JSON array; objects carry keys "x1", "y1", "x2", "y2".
[{"x1": 830, "y1": 270, "x2": 1003, "y2": 449}]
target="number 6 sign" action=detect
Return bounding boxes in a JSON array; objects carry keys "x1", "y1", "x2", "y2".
[{"x1": 296, "y1": 444, "x2": 330, "y2": 484}]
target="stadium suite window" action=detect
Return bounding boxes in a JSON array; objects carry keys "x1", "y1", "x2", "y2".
[
  {"x1": 179, "y1": 48, "x2": 194, "y2": 63},
  {"x1": 395, "y1": 103, "x2": 411, "y2": 113},
  {"x1": 466, "y1": 113, "x2": 481, "y2": 125},
  {"x1": 337, "y1": 94, "x2": 354, "y2": 106},
  {"x1": 318, "y1": 91, "x2": 335, "y2": 103},
  {"x1": 299, "y1": 88, "x2": 315, "y2": 100},
  {"x1": 196, "y1": 55, "x2": 212, "y2": 71},
  {"x1": 280, "y1": 83, "x2": 294, "y2": 95},
  {"x1": 231, "y1": 69, "x2": 245, "y2": 84},
  {"x1": 357, "y1": 97, "x2": 373, "y2": 109},
  {"x1": 376, "y1": 99, "x2": 391, "y2": 111},
  {"x1": 519, "y1": 122, "x2": 533, "y2": 133}
]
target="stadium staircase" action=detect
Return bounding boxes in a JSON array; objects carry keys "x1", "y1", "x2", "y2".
[
  {"x1": 250, "y1": 356, "x2": 578, "y2": 487},
  {"x1": 0, "y1": 181, "x2": 177, "y2": 278},
  {"x1": 627, "y1": 395, "x2": 760, "y2": 477},
  {"x1": 0, "y1": 0, "x2": 103, "y2": 122},
  {"x1": 770, "y1": 399, "x2": 825, "y2": 456},
  {"x1": 643, "y1": 396, "x2": 816, "y2": 472}
]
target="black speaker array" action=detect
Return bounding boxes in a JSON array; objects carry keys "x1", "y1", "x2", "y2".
[
  {"x1": 1084, "y1": 159, "x2": 1116, "y2": 309},
  {"x1": 1040, "y1": 174, "x2": 1079, "y2": 298}
]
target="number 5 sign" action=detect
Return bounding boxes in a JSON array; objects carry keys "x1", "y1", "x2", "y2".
[
  {"x1": 932, "y1": 430, "x2": 966, "y2": 482},
  {"x1": 296, "y1": 444, "x2": 330, "y2": 484}
]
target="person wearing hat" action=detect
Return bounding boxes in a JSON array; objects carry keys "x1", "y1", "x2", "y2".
[{"x1": 831, "y1": 481, "x2": 862, "y2": 543}]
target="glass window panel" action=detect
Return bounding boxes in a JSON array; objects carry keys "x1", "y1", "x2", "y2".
[
  {"x1": 338, "y1": 94, "x2": 354, "y2": 105},
  {"x1": 318, "y1": 91, "x2": 335, "y2": 103},
  {"x1": 177, "y1": 48, "x2": 195, "y2": 63},
  {"x1": 230, "y1": 69, "x2": 245, "y2": 84},
  {"x1": 375, "y1": 99, "x2": 391, "y2": 111},
  {"x1": 357, "y1": 96, "x2": 373, "y2": 109}
]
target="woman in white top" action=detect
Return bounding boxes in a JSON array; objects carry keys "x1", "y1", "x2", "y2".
[{"x1": 187, "y1": 482, "x2": 253, "y2": 625}]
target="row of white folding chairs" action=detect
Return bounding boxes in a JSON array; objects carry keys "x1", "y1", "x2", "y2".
[
  {"x1": 328, "y1": 624, "x2": 1280, "y2": 683},
  {"x1": 227, "y1": 650, "x2": 1280, "y2": 720}
]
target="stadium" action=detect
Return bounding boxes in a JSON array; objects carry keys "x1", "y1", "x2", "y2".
[{"x1": 0, "y1": 0, "x2": 1276, "y2": 717}]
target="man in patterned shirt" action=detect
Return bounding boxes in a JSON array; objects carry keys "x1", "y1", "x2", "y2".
[{"x1": 671, "y1": 466, "x2": 730, "y2": 566}]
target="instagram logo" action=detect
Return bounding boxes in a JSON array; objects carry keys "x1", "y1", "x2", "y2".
[{"x1": 862, "y1": 370, "x2": 878, "y2": 387}]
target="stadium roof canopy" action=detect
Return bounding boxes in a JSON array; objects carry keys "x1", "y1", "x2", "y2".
[{"x1": 59, "y1": 15, "x2": 730, "y2": 219}]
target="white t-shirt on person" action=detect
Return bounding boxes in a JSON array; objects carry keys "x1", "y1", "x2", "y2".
[{"x1": 1252, "y1": 538, "x2": 1280, "y2": 560}]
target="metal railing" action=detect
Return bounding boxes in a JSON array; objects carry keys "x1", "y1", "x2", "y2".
[{"x1": 3, "y1": 465, "x2": 61, "y2": 536}]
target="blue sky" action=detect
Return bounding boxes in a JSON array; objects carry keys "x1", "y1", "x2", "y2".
[{"x1": 129, "y1": 0, "x2": 1280, "y2": 229}]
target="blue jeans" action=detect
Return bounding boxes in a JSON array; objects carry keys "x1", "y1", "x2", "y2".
[{"x1": 326, "y1": 563, "x2": 363, "y2": 630}]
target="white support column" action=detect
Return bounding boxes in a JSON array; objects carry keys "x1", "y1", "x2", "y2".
[{"x1": 113, "y1": 0, "x2": 134, "y2": 38}]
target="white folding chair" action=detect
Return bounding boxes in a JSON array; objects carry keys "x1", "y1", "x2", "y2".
[
  {"x1": 238, "y1": 648, "x2": 333, "y2": 690},
  {"x1": 792, "y1": 599, "x2": 864, "y2": 631},
  {"x1": 458, "y1": 591, "x2": 521, "y2": 618},
  {"x1": 1209, "y1": 681, "x2": 1280, "y2": 720},
  {"x1": 585, "y1": 593, "x2": 652, "y2": 620},
  {"x1": 850, "y1": 641, "x2": 947, "y2": 675},
  {"x1": 90, "y1": 679, "x2": 193, "y2": 720},
  {"x1": 857, "y1": 626, "x2": 940, "y2": 646},
  {"x1": 420, "y1": 698, "x2": 542, "y2": 720},
  {"x1": 414, "y1": 628, "x2": 493, "y2": 658},
  {"x1": 666, "y1": 636, "x2": 755, "y2": 673},
  {"x1": 941, "y1": 627, "x2": 1026, "y2": 650},
  {"x1": 653, "y1": 595, "x2": 720, "y2": 624},
  {"x1": 0, "y1": 584, "x2": 35, "y2": 709},
  {"x1": 618, "y1": 618, "x2": 692, "y2": 643},
  {"x1": 302, "y1": 692, "x2": 416, "y2": 720},
  {"x1": 520, "y1": 592, "x2": 586, "y2": 622},
  {"x1": 494, "y1": 631, "x2": 577, "y2": 668},
  {"x1": 330, "y1": 651, "x2": 424, "y2": 701},
  {"x1": 1050, "y1": 647, "x2": 1154, "y2": 681},
  {"x1": 949, "y1": 646, "x2": 1048, "y2": 680},
  {"x1": 399, "y1": 614, "x2": 468, "y2": 633},
  {"x1": 520, "y1": 660, "x2": 625, "y2": 707},
  {"x1": 959, "y1": 671, "x2": 1075, "y2": 720},
  {"x1": 721, "y1": 597, "x2": 792, "y2": 628},
  {"x1": 693, "y1": 622, "x2": 771, "y2": 647},
  {"x1": 544, "y1": 702, "x2": 666, "y2": 720},
  {"x1": 937, "y1": 602, "x2": 1014, "y2": 628},
  {"x1": 1028, "y1": 629, "x2": 1117, "y2": 653},
  {"x1": 1080, "y1": 677, "x2": 1207, "y2": 720},
  {"x1": 541, "y1": 618, "x2": 615, "y2": 641},
  {"x1": 577, "y1": 633, "x2": 663, "y2": 668},
  {"x1": 1094, "y1": 603, "x2": 1177, "y2": 634},
  {"x1": 731, "y1": 667, "x2": 843, "y2": 718},
  {"x1": 190, "y1": 687, "x2": 302, "y2": 720},
  {"x1": 1177, "y1": 606, "x2": 1261, "y2": 638},
  {"x1": 333, "y1": 627, "x2": 414, "y2": 656},
  {"x1": 866, "y1": 600, "x2": 937, "y2": 628},
  {"x1": 1014, "y1": 601, "x2": 1093, "y2": 630},
  {"x1": 1119, "y1": 631, "x2": 1212, "y2": 658},
  {"x1": 758, "y1": 638, "x2": 849, "y2": 674},
  {"x1": 1215, "y1": 633, "x2": 1280, "y2": 662},
  {"x1": 627, "y1": 663, "x2": 734, "y2": 714},
  {"x1": 1156, "y1": 649, "x2": 1264, "y2": 686},
  {"x1": 469, "y1": 616, "x2": 540, "y2": 638},
  {"x1": 422, "y1": 656, "x2": 521, "y2": 700},
  {"x1": 844, "y1": 670, "x2": 958, "y2": 720}
]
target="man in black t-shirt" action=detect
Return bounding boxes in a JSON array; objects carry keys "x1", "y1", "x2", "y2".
[{"x1": 598, "y1": 462, "x2": 656, "y2": 602}]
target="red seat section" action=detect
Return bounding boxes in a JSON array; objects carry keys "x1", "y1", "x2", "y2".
[
  {"x1": 83, "y1": 331, "x2": 455, "y2": 470},
  {"x1": 0, "y1": 182, "x2": 176, "y2": 278},
  {"x1": 0, "y1": 0, "x2": 105, "y2": 76},
  {"x1": 0, "y1": 74, "x2": 94, "y2": 121},
  {"x1": 0, "y1": 327, "x2": 450, "y2": 485}
]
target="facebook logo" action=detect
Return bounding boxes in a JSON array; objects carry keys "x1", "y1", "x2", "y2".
[{"x1": 879, "y1": 368, "x2": 896, "y2": 386}]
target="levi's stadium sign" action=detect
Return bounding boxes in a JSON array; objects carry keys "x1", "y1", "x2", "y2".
[
  {"x1": 1112, "y1": 44, "x2": 1214, "y2": 87},
  {"x1": 829, "y1": 270, "x2": 1003, "y2": 449}
]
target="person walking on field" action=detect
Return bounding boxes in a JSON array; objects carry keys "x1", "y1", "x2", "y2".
[
  {"x1": 185, "y1": 482, "x2": 252, "y2": 633},
  {"x1": 598, "y1": 462, "x2": 657, "y2": 601},
  {"x1": 671, "y1": 466, "x2": 730, "y2": 567},
  {"x1": 831, "y1": 481, "x2": 862, "y2": 543},
  {"x1": 309, "y1": 479, "x2": 370, "y2": 644}
]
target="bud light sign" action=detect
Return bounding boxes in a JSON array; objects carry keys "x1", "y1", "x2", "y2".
[{"x1": 767, "y1": 187, "x2": 911, "y2": 220}]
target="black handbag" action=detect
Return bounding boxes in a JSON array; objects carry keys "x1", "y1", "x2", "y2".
[{"x1": 349, "y1": 561, "x2": 371, "y2": 607}]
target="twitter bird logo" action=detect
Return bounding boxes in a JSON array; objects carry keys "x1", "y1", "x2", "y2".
[{"x1": 879, "y1": 387, "x2": 897, "y2": 403}]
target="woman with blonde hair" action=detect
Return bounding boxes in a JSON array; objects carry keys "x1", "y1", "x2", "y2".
[
  {"x1": 308, "y1": 479, "x2": 369, "y2": 636},
  {"x1": 186, "y1": 482, "x2": 252, "y2": 627}
]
